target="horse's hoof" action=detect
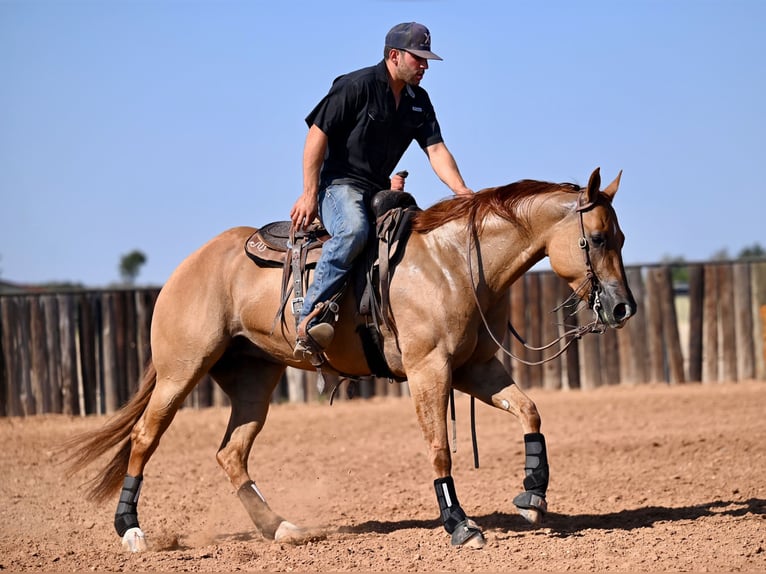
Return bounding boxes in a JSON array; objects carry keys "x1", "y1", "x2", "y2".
[
  {"x1": 513, "y1": 491, "x2": 547, "y2": 526},
  {"x1": 274, "y1": 520, "x2": 305, "y2": 542},
  {"x1": 451, "y1": 519, "x2": 486, "y2": 549},
  {"x1": 517, "y1": 507, "x2": 544, "y2": 526},
  {"x1": 121, "y1": 527, "x2": 147, "y2": 552}
]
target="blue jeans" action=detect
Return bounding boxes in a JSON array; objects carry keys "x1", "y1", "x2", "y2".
[{"x1": 298, "y1": 183, "x2": 371, "y2": 327}]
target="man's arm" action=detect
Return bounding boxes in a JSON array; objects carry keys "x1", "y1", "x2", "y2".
[
  {"x1": 290, "y1": 124, "x2": 328, "y2": 230},
  {"x1": 425, "y1": 142, "x2": 473, "y2": 196}
]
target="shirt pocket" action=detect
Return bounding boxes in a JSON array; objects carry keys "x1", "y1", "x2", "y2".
[{"x1": 364, "y1": 106, "x2": 393, "y2": 152}]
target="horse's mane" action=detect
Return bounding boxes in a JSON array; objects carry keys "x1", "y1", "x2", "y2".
[{"x1": 411, "y1": 179, "x2": 582, "y2": 234}]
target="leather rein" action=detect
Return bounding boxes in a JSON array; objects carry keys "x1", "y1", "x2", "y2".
[
  {"x1": 468, "y1": 190, "x2": 608, "y2": 367},
  {"x1": 453, "y1": 191, "x2": 608, "y2": 469}
]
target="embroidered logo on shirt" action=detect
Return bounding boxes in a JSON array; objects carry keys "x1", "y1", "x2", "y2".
[{"x1": 412, "y1": 106, "x2": 423, "y2": 112}]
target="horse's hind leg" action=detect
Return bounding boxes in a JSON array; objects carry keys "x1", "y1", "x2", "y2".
[
  {"x1": 116, "y1": 362, "x2": 213, "y2": 551},
  {"x1": 453, "y1": 358, "x2": 549, "y2": 526},
  {"x1": 211, "y1": 356, "x2": 306, "y2": 542}
]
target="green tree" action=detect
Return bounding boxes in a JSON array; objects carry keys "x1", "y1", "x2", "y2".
[
  {"x1": 738, "y1": 243, "x2": 765, "y2": 260},
  {"x1": 661, "y1": 254, "x2": 688, "y2": 284},
  {"x1": 119, "y1": 250, "x2": 147, "y2": 285}
]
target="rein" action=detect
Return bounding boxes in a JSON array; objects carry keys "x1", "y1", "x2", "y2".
[
  {"x1": 467, "y1": 191, "x2": 607, "y2": 367},
  {"x1": 457, "y1": 190, "x2": 608, "y2": 469}
]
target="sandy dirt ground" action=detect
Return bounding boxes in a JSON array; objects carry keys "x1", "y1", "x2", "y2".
[{"x1": 1, "y1": 381, "x2": 765, "y2": 572}]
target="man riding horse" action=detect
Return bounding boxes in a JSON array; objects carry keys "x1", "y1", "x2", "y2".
[{"x1": 289, "y1": 22, "x2": 473, "y2": 358}]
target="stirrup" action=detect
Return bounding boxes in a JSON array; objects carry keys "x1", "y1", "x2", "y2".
[{"x1": 293, "y1": 323, "x2": 335, "y2": 360}]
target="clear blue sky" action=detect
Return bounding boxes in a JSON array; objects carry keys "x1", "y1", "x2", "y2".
[{"x1": 1, "y1": 0, "x2": 764, "y2": 287}]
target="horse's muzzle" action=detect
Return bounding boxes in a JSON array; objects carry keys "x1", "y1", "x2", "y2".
[{"x1": 598, "y1": 284, "x2": 637, "y2": 328}]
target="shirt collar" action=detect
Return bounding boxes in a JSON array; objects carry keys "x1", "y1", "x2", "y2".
[{"x1": 376, "y1": 60, "x2": 416, "y2": 99}]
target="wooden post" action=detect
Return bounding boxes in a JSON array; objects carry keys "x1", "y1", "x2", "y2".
[
  {"x1": 121, "y1": 290, "x2": 139, "y2": 397},
  {"x1": 717, "y1": 265, "x2": 738, "y2": 381},
  {"x1": 42, "y1": 295, "x2": 62, "y2": 413},
  {"x1": 656, "y1": 267, "x2": 685, "y2": 384},
  {"x1": 621, "y1": 268, "x2": 647, "y2": 383},
  {"x1": 686, "y1": 265, "x2": 704, "y2": 382},
  {"x1": 0, "y1": 297, "x2": 24, "y2": 416},
  {"x1": 510, "y1": 278, "x2": 528, "y2": 388},
  {"x1": 702, "y1": 265, "x2": 719, "y2": 382},
  {"x1": 646, "y1": 268, "x2": 666, "y2": 382},
  {"x1": 540, "y1": 273, "x2": 563, "y2": 390},
  {"x1": 559, "y1": 286, "x2": 581, "y2": 390},
  {"x1": 30, "y1": 297, "x2": 48, "y2": 413},
  {"x1": 751, "y1": 261, "x2": 766, "y2": 380},
  {"x1": 285, "y1": 367, "x2": 306, "y2": 403},
  {"x1": 79, "y1": 293, "x2": 100, "y2": 414},
  {"x1": 733, "y1": 263, "x2": 755, "y2": 380},
  {"x1": 114, "y1": 291, "x2": 130, "y2": 404},
  {"x1": 135, "y1": 290, "x2": 153, "y2": 373},
  {"x1": 102, "y1": 292, "x2": 119, "y2": 414},
  {"x1": 579, "y1": 313, "x2": 601, "y2": 389},
  {"x1": 57, "y1": 294, "x2": 77, "y2": 415},
  {"x1": 0, "y1": 298, "x2": 11, "y2": 416},
  {"x1": 526, "y1": 274, "x2": 543, "y2": 388}
]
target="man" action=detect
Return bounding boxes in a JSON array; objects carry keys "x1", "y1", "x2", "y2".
[{"x1": 290, "y1": 21, "x2": 472, "y2": 359}]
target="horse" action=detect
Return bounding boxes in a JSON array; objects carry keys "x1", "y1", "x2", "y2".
[{"x1": 65, "y1": 167, "x2": 636, "y2": 551}]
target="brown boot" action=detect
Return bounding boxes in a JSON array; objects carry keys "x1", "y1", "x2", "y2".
[{"x1": 293, "y1": 322, "x2": 335, "y2": 358}]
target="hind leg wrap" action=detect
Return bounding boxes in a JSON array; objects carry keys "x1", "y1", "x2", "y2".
[
  {"x1": 114, "y1": 474, "x2": 143, "y2": 536},
  {"x1": 513, "y1": 432, "x2": 549, "y2": 511}
]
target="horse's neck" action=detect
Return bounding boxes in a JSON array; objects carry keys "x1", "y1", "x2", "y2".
[{"x1": 414, "y1": 215, "x2": 545, "y2": 297}]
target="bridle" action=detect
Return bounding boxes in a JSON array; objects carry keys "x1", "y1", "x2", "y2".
[{"x1": 468, "y1": 189, "x2": 607, "y2": 367}]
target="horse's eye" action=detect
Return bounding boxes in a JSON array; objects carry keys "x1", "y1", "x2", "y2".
[{"x1": 590, "y1": 233, "x2": 606, "y2": 247}]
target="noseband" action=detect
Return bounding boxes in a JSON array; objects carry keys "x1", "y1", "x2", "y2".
[{"x1": 468, "y1": 189, "x2": 607, "y2": 367}]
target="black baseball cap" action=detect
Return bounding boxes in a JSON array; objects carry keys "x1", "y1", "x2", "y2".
[{"x1": 385, "y1": 22, "x2": 442, "y2": 60}]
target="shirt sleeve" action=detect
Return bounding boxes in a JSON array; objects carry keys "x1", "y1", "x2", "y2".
[
  {"x1": 414, "y1": 91, "x2": 443, "y2": 149},
  {"x1": 305, "y1": 74, "x2": 360, "y2": 138}
]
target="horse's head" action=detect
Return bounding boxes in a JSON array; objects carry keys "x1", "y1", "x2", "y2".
[{"x1": 547, "y1": 168, "x2": 637, "y2": 328}]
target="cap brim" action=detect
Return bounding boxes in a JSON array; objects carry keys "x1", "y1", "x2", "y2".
[{"x1": 407, "y1": 49, "x2": 443, "y2": 61}]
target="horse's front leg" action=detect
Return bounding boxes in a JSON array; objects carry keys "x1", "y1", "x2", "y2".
[
  {"x1": 453, "y1": 358, "x2": 549, "y2": 526},
  {"x1": 406, "y1": 363, "x2": 486, "y2": 549}
]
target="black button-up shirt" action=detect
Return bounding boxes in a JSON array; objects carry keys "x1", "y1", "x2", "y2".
[{"x1": 306, "y1": 60, "x2": 444, "y2": 193}]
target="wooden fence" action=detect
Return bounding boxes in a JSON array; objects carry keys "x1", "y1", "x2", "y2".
[{"x1": 1, "y1": 261, "x2": 765, "y2": 417}]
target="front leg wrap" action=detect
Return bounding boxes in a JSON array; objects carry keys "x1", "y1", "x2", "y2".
[
  {"x1": 434, "y1": 476, "x2": 484, "y2": 547},
  {"x1": 512, "y1": 432, "x2": 549, "y2": 515}
]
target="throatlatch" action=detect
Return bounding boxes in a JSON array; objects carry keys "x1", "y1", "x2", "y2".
[
  {"x1": 114, "y1": 474, "x2": 142, "y2": 536},
  {"x1": 512, "y1": 432, "x2": 549, "y2": 512}
]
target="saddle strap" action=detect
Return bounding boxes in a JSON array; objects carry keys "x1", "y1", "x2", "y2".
[
  {"x1": 273, "y1": 230, "x2": 311, "y2": 333},
  {"x1": 374, "y1": 207, "x2": 418, "y2": 338},
  {"x1": 290, "y1": 230, "x2": 306, "y2": 319},
  {"x1": 377, "y1": 209, "x2": 400, "y2": 337}
]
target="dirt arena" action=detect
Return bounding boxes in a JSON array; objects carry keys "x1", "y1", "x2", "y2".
[{"x1": 1, "y1": 381, "x2": 764, "y2": 572}]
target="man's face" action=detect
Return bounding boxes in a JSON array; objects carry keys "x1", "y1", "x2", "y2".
[{"x1": 394, "y1": 50, "x2": 428, "y2": 85}]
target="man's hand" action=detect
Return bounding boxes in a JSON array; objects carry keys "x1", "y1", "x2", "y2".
[
  {"x1": 390, "y1": 171, "x2": 407, "y2": 191},
  {"x1": 290, "y1": 193, "x2": 318, "y2": 231}
]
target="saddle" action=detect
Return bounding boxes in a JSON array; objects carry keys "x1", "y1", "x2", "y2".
[{"x1": 244, "y1": 190, "x2": 419, "y2": 379}]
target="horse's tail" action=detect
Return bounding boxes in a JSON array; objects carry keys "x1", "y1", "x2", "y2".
[{"x1": 63, "y1": 360, "x2": 158, "y2": 504}]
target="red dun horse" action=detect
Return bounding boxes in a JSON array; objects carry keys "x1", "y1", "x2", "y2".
[{"x1": 66, "y1": 167, "x2": 635, "y2": 550}]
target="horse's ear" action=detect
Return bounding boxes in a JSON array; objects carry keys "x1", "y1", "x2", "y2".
[
  {"x1": 603, "y1": 170, "x2": 623, "y2": 200},
  {"x1": 579, "y1": 167, "x2": 601, "y2": 209}
]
